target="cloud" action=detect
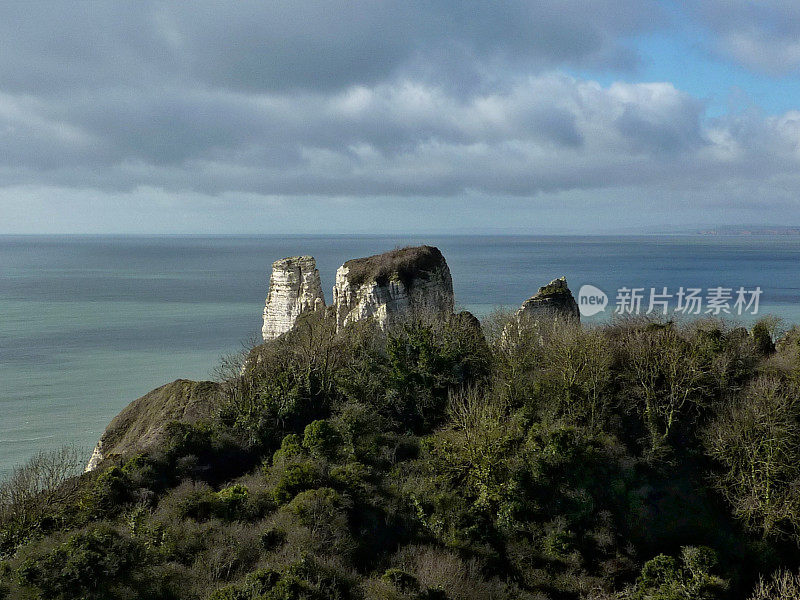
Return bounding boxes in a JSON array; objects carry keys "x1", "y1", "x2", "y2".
[
  {"x1": 0, "y1": 1, "x2": 661, "y2": 96},
  {"x1": 2, "y1": 1, "x2": 800, "y2": 234},
  {"x1": 686, "y1": 1, "x2": 800, "y2": 75},
  {"x1": 4, "y1": 70, "x2": 800, "y2": 201}
]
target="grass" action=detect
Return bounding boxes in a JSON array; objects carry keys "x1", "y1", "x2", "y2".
[{"x1": 341, "y1": 245, "x2": 447, "y2": 289}]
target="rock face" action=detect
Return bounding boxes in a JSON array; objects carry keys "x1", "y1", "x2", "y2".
[
  {"x1": 332, "y1": 245, "x2": 454, "y2": 331},
  {"x1": 85, "y1": 379, "x2": 221, "y2": 471},
  {"x1": 516, "y1": 277, "x2": 580, "y2": 323},
  {"x1": 262, "y1": 256, "x2": 326, "y2": 341}
]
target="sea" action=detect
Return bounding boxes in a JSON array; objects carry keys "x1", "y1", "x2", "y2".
[{"x1": 2, "y1": 234, "x2": 799, "y2": 479}]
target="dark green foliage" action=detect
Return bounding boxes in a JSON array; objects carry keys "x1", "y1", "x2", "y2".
[
  {"x1": 5, "y1": 311, "x2": 800, "y2": 599},
  {"x1": 303, "y1": 420, "x2": 341, "y2": 459},
  {"x1": 379, "y1": 574, "x2": 451, "y2": 600},
  {"x1": 272, "y1": 462, "x2": 319, "y2": 505},
  {"x1": 165, "y1": 420, "x2": 216, "y2": 458},
  {"x1": 220, "y1": 310, "x2": 342, "y2": 455},
  {"x1": 628, "y1": 546, "x2": 728, "y2": 600},
  {"x1": 286, "y1": 487, "x2": 346, "y2": 525},
  {"x1": 179, "y1": 484, "x2": 250, "y2": 521},
  {"x1": 384, "y1": 315, "x2": 490, "y2": 432},
  {"x1": 208, "y1": 568, "x2": 281, "y2": 600},
  {"x1": 16, "y1": 524, "x2": 149, "y2": 599},
  {"x1": 209, "y1": 556, "x2": 355, "y2": 600},
  {"x1": 330, "y1": 462, "x2": 371, "y2": 496},
  {"x1": 283, "y1": 487, "x2": 353, "y2": 556},
  {"x1": 273, "y1": 433, "x2": 305, "y2": 464},
  {"x1": 260, "y1": 527, "x2": 286, "y2": 551},
  {"x1": 752, "y1": 320, "x2": 776, "y2": 355}
]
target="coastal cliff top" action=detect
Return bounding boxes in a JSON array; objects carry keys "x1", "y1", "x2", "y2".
[
  {"x1": 340, "y1": 245, "x2": 448, "y2": 288},
  {"x1": 93, "y1": 379, "x2": 221, "y2": 466},
  {"x1": 271, "y1": 255, "x2": 316, "y2": 269},
  {"x1": 530, "y1": 276, "x2": 572, "y2": 299}
]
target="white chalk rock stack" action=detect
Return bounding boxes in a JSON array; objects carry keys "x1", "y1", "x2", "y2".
[
  {"x1": 262, "y1": 256, "x2": 326, "y2": 341},
  {"x1": 516, "y1": 276, "x2": 580, "y2": 323},
  {"x1": 332, "y1": 245, "x2": 454, "y2": 331}
]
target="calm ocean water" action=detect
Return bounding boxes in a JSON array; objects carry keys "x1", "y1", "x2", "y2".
[{"x1": 2, "y1": 234, "x2": 800, "y2": 478}]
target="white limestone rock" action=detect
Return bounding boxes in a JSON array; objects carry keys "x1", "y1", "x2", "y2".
[
  {"x1": 516, "y1": 276, "x2": 580, "y2": 323},
  {"x1": 332, "y1": 245, "x2": 454, "y2": 331},
  {"x1": 85, "y1": 440, "x2": 104, "y2": 472},
  {"x1": 262, "y1": 256, "x2": 326, "y2": 341}
]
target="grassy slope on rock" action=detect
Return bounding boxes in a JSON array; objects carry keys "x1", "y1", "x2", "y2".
[
  {"x1": 95, "y1": 379, "x2": 222, "y2": 459},
  {"x1": 342, "y1": 246, "x2": 447, "y2": 289}
]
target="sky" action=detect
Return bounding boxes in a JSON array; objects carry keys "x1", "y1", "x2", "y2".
[{"x1": 3, "y1": 1, "x2": 800, "y2": 234}]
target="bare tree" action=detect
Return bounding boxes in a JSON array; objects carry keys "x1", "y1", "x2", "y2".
[
  {"x1": 487, "y1": 308, "x2": 544, "y2": 408},
  {"x1": 621, "y1": 325, "x2": 707, "y2": 452},
  {"x1": 705, "y1": 376, "x2": 800, "y2": 540},
  {"x1": 445, "y1": 387, "x2": 514, "y2": 512},
  {"x1": 213, "y1": 333, "x2": 262, "y2": 383},
  {"x1": 542, "y1": 323, "x2": 612, "y2": 430},
  {"x1": 0, "y1": 445, "x2": 83, "y2": 549},
  {"x1": 748, "y1": 569, "x2": 800, "y2": 600}
]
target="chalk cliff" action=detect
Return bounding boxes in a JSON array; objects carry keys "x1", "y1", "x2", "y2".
[
  {"x1": 332, "y1": 245, "x2": 454, "y2": 331},
  {"x1": 516, "y1": 277, "x2": 580, "y2": 323},
  {"x1": 262, "y1": 256, "x2": 325, "y2": 341}
]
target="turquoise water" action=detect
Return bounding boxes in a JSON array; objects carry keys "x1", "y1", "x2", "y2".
[{"x1": 2, "y1": 234, "x2": 800, "y2": 478}]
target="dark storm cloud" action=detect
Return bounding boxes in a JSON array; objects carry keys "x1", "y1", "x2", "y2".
[{"x1": 0, "y1": 1, "x2": 660, "y2": 95}]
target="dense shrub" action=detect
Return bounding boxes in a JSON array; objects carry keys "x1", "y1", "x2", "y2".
[
  {"x1": 271, "y1": 462, "x2": 320, "y2": 505},
  {"x1": 626, "y1": 546, "x2": 728, "y2": 600},
  {"x1": 209, "y1": 556, "x2": 356, "y2": 600},
  {"x1": 384, "y1": 314, "x2": 491, "y2": 433},
  {"x1": 16, "y1": 524, "x2": 149, "y2": 599},
  {"x1": 179, "y1": 484, "x2": 250, "y2": 521},
  {"x1": 303, "y1": 420, "x2": 341, "y2": 459},
  {"x1": 5, "y1": 310, "x2": 800, "y2": 599}
]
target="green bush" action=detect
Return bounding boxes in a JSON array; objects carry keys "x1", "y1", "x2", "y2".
[
  {"x1": 81, "y1": 466, "x2": 131, "y2": 518},
  {"x1": 751, "y1": 319, "x2": 777, "y2": 355},
  {"x1": 629, "y1": 546, "x2": 728, "y2": 600},
  {"x1": 166, "y1": 421, "x2": 216, "y2": 458},
  {"x1": 16, "y1": 525, "x2": 147, "y2": 599},
  {"x1": 209, "y1": 557, "x2": 354, "y2": 600},
  {"x1": 179, "y1": 484, "x2": 250, "y2": 521},
  {"x1": 209, "y1": 568, "x2": 281, "y2": 600},
  {"x1": 303, "y1": 420, "x2": 341, "y2": 459},
  {"x1": 213, "y1": 484, "x2": 250, "y2": 520},
  {"x1": 273, "y1": 433, "x2": 305, "y2": 464},
  {"x1": 385, "y1": 315, "x2": 490, "y2": 432},
  {"x1": 286, "y1": 488, "x2": 345, "y2": 526},
  {"x1": 272, "y1": 462, "x2": 319, "y2": 505},
  {"x1": 332, "y1": 403, "x2": 386, "y2": 463},
  {"x1": 330, "y1": 462, "x2": 371, "y2": 496}
]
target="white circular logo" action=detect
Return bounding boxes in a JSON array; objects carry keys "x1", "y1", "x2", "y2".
[{"x1": 578, "y1": 284, "x2": 608, "y2": 317}]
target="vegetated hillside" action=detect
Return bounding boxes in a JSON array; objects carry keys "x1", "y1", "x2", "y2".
[
  {"x1": 2, "y1": 310, "x2": 800, "y2": 600},
  {"x1": 88, "y1": 379, "x2": 222, "y2": 466}
]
